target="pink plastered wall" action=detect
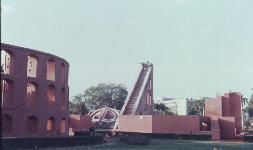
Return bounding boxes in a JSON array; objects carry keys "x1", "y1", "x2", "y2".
[
  {"x1": 205, "y1": 97, "x2": 223, "y2": 117},
  {"x1": 69, "y1": 114, "x2": 81, "y2": 131},
  {"x1": 225, "y1": 92, "x2": 242, "y2": 134},
  {"x1": 80, "y1": 115, "x2": 93, "y2": 130},
  {"x1": 218, "y1": 117, "x2": 236, "y2": 140},
  {"x1": 119, "y1": 115, "x2": 153, "y2": 133},
  {"x1": 152, "y1": 115, "x2": 200, "y2": 134},
  {"x1": 69, "y1": 115, "x2": 93, "y2": 131},
  {"x1": 205, "y1": 92, "x2": 242, "y2": 135},
  {"x1": 119, "y1": 115, "x2": 201, "y2": 134}
]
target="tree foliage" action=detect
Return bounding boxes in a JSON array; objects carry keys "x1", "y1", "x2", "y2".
[
  {"x1": 194, "y1": 98, "x2": 206, "y2": 116},
  {"x1": 187, "y1": 98, "x2": 207, "y2": 116},
  {"x1": 154, "y1": 103, "x2": 174, "y2": 115},
  {"x1": 241, "y1": 94, "x2": 248, "y2": 108},
  {"x1": 241, "y1": 91, "x2": 253, "y2": 131},
  {"x1": 69, "y1": 94, "x2": 88, "y2": 114},
  {"x1": 245, "y1": 90, "x2": 253, "y2": 118},
  {"x1": 69, "y1": 83, "x2": 128, "y2": 114},
  {"x1": 188, "y1": 107, "x2": 200, "y2": 115},
  {"x1": 84, "y1": 83, "x2": 128, "y2": 110}
]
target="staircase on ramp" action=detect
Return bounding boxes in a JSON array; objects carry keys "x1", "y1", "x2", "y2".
[{"x1": 120, "y1": 62, "x2": 153, "y2": 115}]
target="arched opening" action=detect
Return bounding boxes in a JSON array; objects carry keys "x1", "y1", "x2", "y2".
[
  {"x1": 60, "y1": 63, "x2": 65, "y2": 84},
  {"x1": 27, "y1": 82, "x2": 38, "y2": 106},
  {"x1": 27, "y1": 55, "x2": 38, "y2": 77},
  {"x1": 47, "y1": 116, "x2": 55, "y2": 132},
  {"x1": 1, "y1": 50, "x2": 14, "y2": 75},
  {"x1": 47, "y1": 84, "x2": 56, "y2": 106},
  {"x1": 46, "y1": 59, "x2": 55, "y2": 81},
  {"x1": 1, "y1": 79, "x2": 14, "y2": 106},
  {"x1": 60, "y1": 118, "x2": 66, "y2": 134},
  {"x1": 26, "y1": 116, "x2": 38, "y2": 133},
  {"x1": 2, "y1": 114, "x2": 13, "y2": 133},
  {"x1": 61, "y1": 87, "x2": 65, "y2": 110}
]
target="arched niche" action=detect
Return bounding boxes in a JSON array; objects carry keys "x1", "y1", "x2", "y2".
[
  {"x1": 1, "y1": 50, "x2": 14, "y2": 75},
  {"x1": 60, "y1": 118, "x2": 66, "y2": 134},
  {"x1": 1, "y1": 79, "x2": 14, "y2": 106},
  {"x1": 26, "y1": 115, "x2": 39, "y2": 133},
  {"x1": 60, "y1": 63, "x2": 65, "y2": 84},
  {"x1": 27, "y1": 55, "x2": 38, "y2": 77},
  {"x1": 61, "y1": 87, "x2": 66, "y2": 109},
  {"x1": 2, "y1": 114, "x2": 13, "y2": 134},
  {"x1": 27, "y1": 82, "x2": 38, "y2": 106},
  {"x1": 47, "y1": 84, "x2": 56, "y2": 106},
  {"x1": 46, "y1": 59, "x2": 55, "y2": 81},
  {"x1": 47, "y1": 116, "x2": 55, "y2": 132}
]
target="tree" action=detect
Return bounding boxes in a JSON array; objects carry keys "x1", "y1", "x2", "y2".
[
  {"x1": 159, "y1": 103, "x2": 166, "y2": 115},
  {"x1": 246, "y1": 89, "x2": 253, "y2": 118},
  {"x1": 249, "y1": 89, "x2": 253, "y2": 108},
  {"x1": 153, "y1": 104, "x2": 157, "y2": 113},
  {"x1": 164, "y1": 107, "x2": 174, "y2": 115},
  {"x1": 198, "y1": 97, "x2": 206, "y2": 116},
  {"x1": 69, "y1": 83, "x2": 128, "y2": 114},
  {"x1": 243, "y1": 89, "x2": 253, "y2": 131},
  {"x1": 241, "y1": 94, "x2": 248, "y2": 108},
  {"x1": 154, "y1": 103, "x2": 161, "y2": 114},
  {"x1": 154, "y1": 103, "x2": 164, "y2": 114},
  {"x1": 188, "y1": 100, "x2": 201, "y2": 115},
  {"x1": 83, "y1": 83, "x2": 128, "y2": 110},
  {"x1": 245, "y1": 107, "x2": 253, "y2": 118},
  {"x1": 153, "y1": 103, "x2": 173, "y2": 115},
  {"x1": 188, "y1": 107, "x2": 200, "y2": 115},
  {"x1": 190, "y1": 98, "x2": 206, "y2": 116},
  {"x1": 69, "y1": 94, "x2": 88, "y2": 114}
]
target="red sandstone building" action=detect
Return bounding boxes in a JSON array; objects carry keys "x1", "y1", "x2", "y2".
[{"x1": 1, "y1": 43, "x2": 69, "y2": 137}]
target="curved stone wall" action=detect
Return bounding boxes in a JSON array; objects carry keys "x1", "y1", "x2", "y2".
[{"x1": 1, "y1": 43, "x2": 69, "y2": 137}]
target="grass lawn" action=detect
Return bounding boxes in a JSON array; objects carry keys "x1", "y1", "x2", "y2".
[{"x1": 37, "y1": 139, "x2": 253, "y2": 150}]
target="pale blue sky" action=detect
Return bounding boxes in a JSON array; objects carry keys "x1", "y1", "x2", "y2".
[{"x1": 2, "y1": 0, "x2": 253, "y2": 99}]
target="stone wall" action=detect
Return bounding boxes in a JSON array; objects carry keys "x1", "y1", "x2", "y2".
[{"x1": 1, "y1": 43, "x2": 69, "y2": 137}]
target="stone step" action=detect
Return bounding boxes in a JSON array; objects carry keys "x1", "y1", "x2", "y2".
[{"x1": 123, "y1": 67, "x2": 151, "y2": 115}]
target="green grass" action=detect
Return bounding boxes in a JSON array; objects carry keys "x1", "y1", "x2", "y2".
[{"x1": 38, "y1": 139, "x2": 253, "y2": 150}]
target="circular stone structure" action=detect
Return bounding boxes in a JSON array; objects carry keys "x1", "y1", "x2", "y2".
[
  {"x1": 1, "y1": 43, "x2": 69, "y2": 137},
  {"x1": 88, "y1": 107, "x2": 119, "y2": 129}
]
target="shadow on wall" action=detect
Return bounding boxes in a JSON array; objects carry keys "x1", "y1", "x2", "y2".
[
  {"x1": 69, "y1": 115, "x2": 81, "y2": 132},
  {"x1": 218, "y1": 117, "x2": 236, "y2": 140}
]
